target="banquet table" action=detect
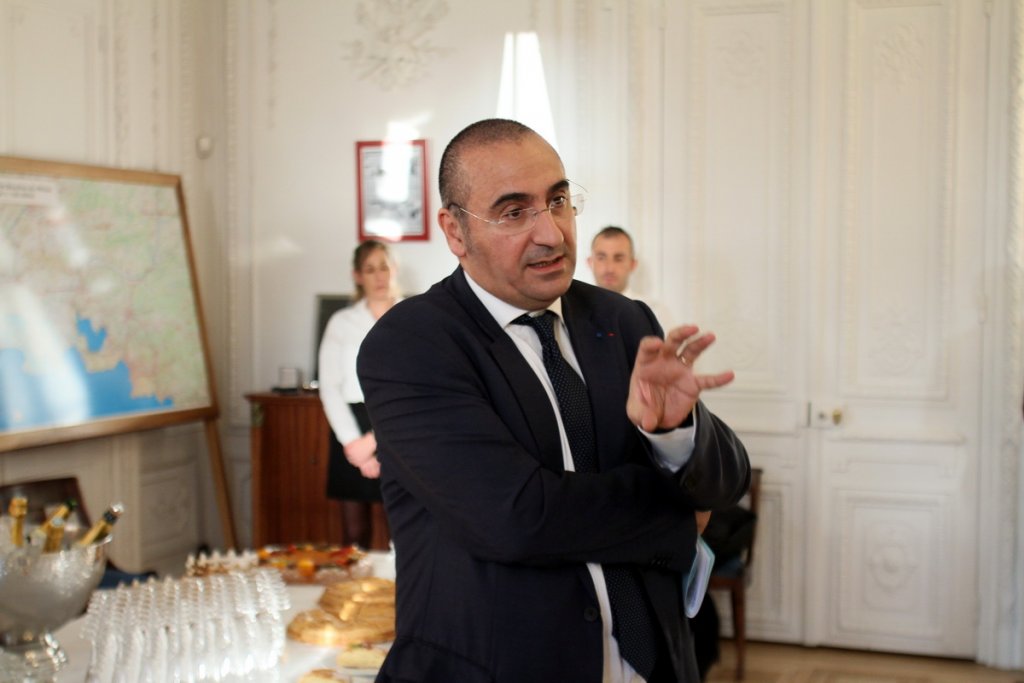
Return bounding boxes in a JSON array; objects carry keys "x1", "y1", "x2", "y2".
[{"x1": 53, "y1": 553, "x2": 394, "y2": 682}]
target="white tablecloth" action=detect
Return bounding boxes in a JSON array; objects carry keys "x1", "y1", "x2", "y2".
[{"x1": 54, "y1": 552, "x2": 395, "y2": 682}]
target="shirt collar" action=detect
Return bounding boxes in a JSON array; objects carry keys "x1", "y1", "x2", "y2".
[{"x1": 463, "y1": 271, "x2": 565, "y2": 328}]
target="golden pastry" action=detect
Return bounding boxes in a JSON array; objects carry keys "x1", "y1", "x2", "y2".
[
  {"x1": 287, "y1": 609, "x2": 394, "y2": 647},
  {"x1": 337, "y1": 644, "x2": 388, "y2": 669},
  {"x1": 297, "y1": 669, "x2": 348, "y2": 682}
]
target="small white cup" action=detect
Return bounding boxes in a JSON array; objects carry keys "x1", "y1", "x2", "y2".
[{"x1": 277, "y1": 366, "x2": 301, "y2": 390}]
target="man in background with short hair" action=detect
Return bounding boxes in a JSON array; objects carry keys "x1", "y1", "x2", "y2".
[{"x1": 589, "y1": 225, "x2": 674, "y2": 329}]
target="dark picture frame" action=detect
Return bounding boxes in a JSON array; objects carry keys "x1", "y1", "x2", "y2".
[
  {"x1": 312, "y1": 293, "x2": 353, "y2": 382},
  {"x1": 356, "y1": 139, "x2": 430, "y2": 242}
]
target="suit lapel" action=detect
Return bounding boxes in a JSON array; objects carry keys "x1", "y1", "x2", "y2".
[
  {"x1": 448, "y1": 269, "x2": 565, "y2": 472},
  {"x1": 488, "y1": 339, "x2": 565, "y2": 471},
  {"x1": 561, "y1": 286, "x2": 631, "y2": 472}
]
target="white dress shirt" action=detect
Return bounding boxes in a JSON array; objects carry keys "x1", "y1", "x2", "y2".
[{"x1": 318, "y1": 298, "x2": 402, "y2": 445}]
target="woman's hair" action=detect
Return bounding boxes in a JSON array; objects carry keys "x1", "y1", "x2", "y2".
[{"x1": 352, "y1": 239, "x2": 390, "y2": 301}]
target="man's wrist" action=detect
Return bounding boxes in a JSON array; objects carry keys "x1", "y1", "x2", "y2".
[{"x1": 650, "y1": 411, "x2": 694, "y2": 434}]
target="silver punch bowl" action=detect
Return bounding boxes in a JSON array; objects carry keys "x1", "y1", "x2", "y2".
[{"x1": 0, "y1": 539, "x2": 108, "y2": 681}]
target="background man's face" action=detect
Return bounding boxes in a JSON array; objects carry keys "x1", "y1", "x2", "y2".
[{"x1": 588, "y1": 233, "x2": 637, "y2": 293}]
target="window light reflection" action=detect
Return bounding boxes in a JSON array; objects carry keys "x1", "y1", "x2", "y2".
[{"x1": 497, "y1": 32, "x2": 558, "y2": 150}]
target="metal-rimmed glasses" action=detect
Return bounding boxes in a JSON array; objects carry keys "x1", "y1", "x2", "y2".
[{"x1": 449, "y1": 191, "x2": 586, "y2": 235}]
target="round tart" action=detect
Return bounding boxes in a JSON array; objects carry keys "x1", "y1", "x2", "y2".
[
  {"x1": 297, "y1": 669, "x2": 348, "y2": 682},
  {"x1": 337, "y1": 644, "x2": 387, "y2": 669},
  {"x1": 319, "y1": 577, "x2": 396, "y2": 615},
  {"x1": 336, "y1": 601, "x2": 395, "y2": 623},
  {"x1": 258, "y1": 543, "x2": 364, "y2": 571},
  {"x1": 287, "y1": 609, "x2": 394, "y2": 647}
]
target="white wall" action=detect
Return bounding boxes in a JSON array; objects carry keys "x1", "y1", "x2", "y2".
[
  {"x1": 236, "y1": 0, "x2": 533, "y2": 395},
  {"x1": 0, "y1": 0, "x2": 226, "y2": 577}
]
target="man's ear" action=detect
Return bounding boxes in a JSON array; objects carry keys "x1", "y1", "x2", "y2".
[
  {"x1": 438, "y1": 208, "x2": 467, "y2": 258},
  {"x1": 587, "y1": 255, "x2": 594, "y2": 270}
]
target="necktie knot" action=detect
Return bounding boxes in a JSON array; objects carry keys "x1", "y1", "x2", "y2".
[
  {"x1": 513, "y1": 312, "x2": 565, "y2": 370},
  {"x1": 513, "y1": 311, "x2": 556, "y2": 341}
]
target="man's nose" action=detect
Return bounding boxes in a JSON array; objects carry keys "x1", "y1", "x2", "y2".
[{"x1": 531, "y1": 209, "x2": 566, "y2": 245}]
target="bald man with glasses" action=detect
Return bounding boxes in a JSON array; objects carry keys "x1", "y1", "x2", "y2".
[{"x1": 358, "y1": 118, "x2": 749, "y2": 683}]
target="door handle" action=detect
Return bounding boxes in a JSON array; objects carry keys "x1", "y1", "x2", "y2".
[{"x1": 809, "y1": 402, "x2": 844, "y2": 429}]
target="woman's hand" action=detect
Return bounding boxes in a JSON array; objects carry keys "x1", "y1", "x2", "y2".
[
  {"x1": 357, "y1": 456, "x2": 381, "y2": 479},
  {"x1": 343, "y1": 432, "x2": 380, "y2": 479}
]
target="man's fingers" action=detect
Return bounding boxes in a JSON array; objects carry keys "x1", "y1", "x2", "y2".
[
  {"x1": 680, "y1": 333, "x2": 715, "y2": 357},
  {"x1": 641, "y1": 329, "x2": 725, "y2": 366},
  {"x1": 665, "y1": 325, "x2": 700, "y2": 345},
  {"x1": 636, "y1": 335, "x2": 666, "y2": 362},
  {"x1": 696, "y1": 370, "x2": 735, "y2": 390},
  {"x1": 676, "y1": 332, "x2": 717, "y2": 364}
]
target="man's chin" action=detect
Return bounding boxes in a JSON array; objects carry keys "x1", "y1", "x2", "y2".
[{"x1": 524, "y1": 274, "x2": 572, "y2": 305}]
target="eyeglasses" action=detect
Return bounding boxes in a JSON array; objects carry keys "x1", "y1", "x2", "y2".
[{"x1": 450, "y1": 193, "x2": 586, "y2": 235}]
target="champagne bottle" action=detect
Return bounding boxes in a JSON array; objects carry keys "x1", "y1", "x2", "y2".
[
  {"x1": 28, "y1": 499, "x2": 76, "y2": 547},
  {"x1": 8, "y1": 497, "x2": 27, "y2": 547},
  {"x1": 76, "y1": 502, "x2": 124, "y2": 546},
  {"x1": 42, "y1": 516, "x2": 66, "y2": 552}
]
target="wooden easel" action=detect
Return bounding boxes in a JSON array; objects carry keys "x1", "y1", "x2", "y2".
[
  {"x1": 0, "y1": 156, "x2": 240, "y2": 551},
  {"x1": 204, "y1": 418, "x2": 238, "y2": 549}
]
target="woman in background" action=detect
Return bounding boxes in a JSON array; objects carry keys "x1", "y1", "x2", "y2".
[{"x1": 318, "y1": 240, "x2": 401, "y2": 548}]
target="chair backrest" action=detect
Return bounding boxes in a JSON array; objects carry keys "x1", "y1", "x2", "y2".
[
  {"x1": 0, "y1": 476, "x2": 92, "y2": 537},
  {"x1": 744, "y1": 468, "x2": 763, "y2": 572}
]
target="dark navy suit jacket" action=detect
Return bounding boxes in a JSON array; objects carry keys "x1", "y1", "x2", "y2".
[{"x1": 357, "y1": 268, "x2": 749, "y2": 683}]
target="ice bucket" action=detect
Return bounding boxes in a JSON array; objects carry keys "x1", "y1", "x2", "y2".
[{"x1": 0, "y1": 539, "x2": 108, "y2": 681}]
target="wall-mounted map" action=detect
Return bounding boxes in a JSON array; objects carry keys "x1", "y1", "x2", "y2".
[{"x1": 0, "y1": 157, "x2": 218, "y2": 452}]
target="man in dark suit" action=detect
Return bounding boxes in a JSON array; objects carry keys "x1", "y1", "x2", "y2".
[{"x1": 357, "y1": 119, "x2": 749, "y2": 683}]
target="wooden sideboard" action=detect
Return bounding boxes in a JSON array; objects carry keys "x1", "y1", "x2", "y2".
[
  {"x1": 245, "y1": 391, "x2": 345, "y2": 548},
  {"x1": 245, "y1": 389, "x2": 389, "y2": 548}
]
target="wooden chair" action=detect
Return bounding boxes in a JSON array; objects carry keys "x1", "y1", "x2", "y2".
[
  {"x1": 708, "y1": 467, "x2": 763, "y2": 680},
  {"x1": 0, "y1": 476, "x2": 154, "y2": 587}
]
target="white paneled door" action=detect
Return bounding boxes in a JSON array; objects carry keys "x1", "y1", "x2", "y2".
[{"x1": 660, "y1": 0, "x2": 991, "y2": 657}]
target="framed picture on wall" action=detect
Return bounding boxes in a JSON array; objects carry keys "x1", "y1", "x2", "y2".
[
  {"x1": 356, "y1": 139, "x2": 429, "y2": 242},
  {"x1": 311, "y1": 293, "x2": 352, "y2": 382}
]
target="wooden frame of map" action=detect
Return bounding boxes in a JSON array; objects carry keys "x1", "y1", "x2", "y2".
[
  {"x1": 356, "y1": 139, "x2": 430, "y2": 242},
  {"x1": 0, "y1": 156, "x2": 220, "y2": 452}
]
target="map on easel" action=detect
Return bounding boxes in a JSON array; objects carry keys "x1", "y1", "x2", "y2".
[{"x1": 0, "y1": 157, "x2": 218, "y2": 452}]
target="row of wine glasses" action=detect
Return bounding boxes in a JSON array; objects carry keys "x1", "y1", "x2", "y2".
[{"x1": 79, "y1": 568, "x2": 290, "y2": 682}]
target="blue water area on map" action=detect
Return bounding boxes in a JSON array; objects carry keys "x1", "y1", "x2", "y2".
[
  {"x1": 76, "y1": 315, "x2": 108, "y2": 352},
  {"x1": 0, "y1": 318, "x2": 174, "y2": 431}
]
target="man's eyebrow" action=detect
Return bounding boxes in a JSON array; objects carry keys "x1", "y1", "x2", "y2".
[
  {"x1": 489, "y1": 180, "x2": 571, "y2": 210},
  {"x1": 490, "y1": 192, "x2": 530, "y2": 210}
]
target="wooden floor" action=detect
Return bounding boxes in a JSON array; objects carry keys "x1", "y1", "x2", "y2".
[{"x1": 707, "y1": 641, "x2": 1024, "y2": 683}]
